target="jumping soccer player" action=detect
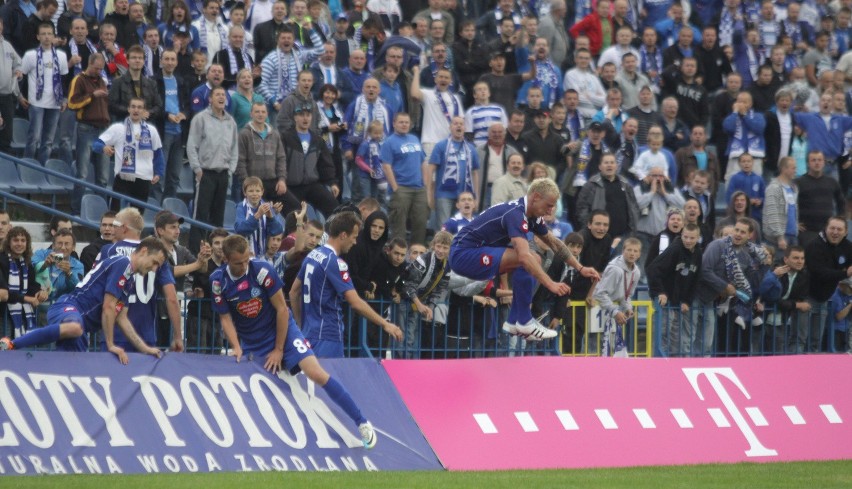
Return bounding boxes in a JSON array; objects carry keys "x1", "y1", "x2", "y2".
[
  {"x1": 0, "y1": 238, "x2": 167, "y2": 364},
  {"x1": 211, "y1": 234, "x2": 379, "y2": 449},
  {"x1": 449, "y1": 178, "x2": 600, "y2": 340},
  {"x1": 289, "y1": 211, "x2": 403, "y2": 358}
]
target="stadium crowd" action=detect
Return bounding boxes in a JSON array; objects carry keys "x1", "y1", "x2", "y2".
[{"x1": 0, "y1": 0, "x2": 852, "y2": 358}]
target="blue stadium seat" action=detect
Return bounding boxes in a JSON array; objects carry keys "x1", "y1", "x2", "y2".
[
  {"x1": 715, "y1": 181, "x2": 728, "y2": 214},
  {"x1": 0, "y1": 157, "x2": 39, "y2": 194},
  {"x1": 162, "y1": 197, "x2": 191, "y2": 232},
  {"x1": 223, "y1": 200, "x2": 236, "y2": 231},
  {"x1": 17, "y1": 161, "x2": 67, "y2": 205},
  {"x1": 45, "y1": 159, "x2": 75, "y2": 191},
  {"x1": 142, "y1": 197, "x2": 161, "y2": 231},
  {"x1": 176, "y1": 165, "x2": 195, "y2": 200},
  {"x1": 81, "y1": 194, "x2": 108, "y2": 226},
  {"x1": 10, "y1": 118, "x2": 28, "y2": 156},
  {"x1": 20, "y1": 157, "x2": 41, "y2": 167}
]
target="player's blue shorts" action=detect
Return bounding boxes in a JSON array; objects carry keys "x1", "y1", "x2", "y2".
[
  {"x1": 307, "y1": 338, "x2": 345, "y2": 358},
  {"x1": 449, "y1": 246, "x2": 505, "y2": 281},
  {"x1": 247, "y1": 317, "x2": 315, "y2": 374},
  {"x1": 48, "y1": 303, "x2": 89, "y2": 352}
]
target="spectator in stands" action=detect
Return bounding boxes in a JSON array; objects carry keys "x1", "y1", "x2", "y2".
[
  {"x1": 647, "y1": 223, "x2": 703, "y2": 356},
  {"x1": 569, "y1": 0, "x2": 612, "y2": 58},
  {"x1": 341, "y1": 209, "x2": 388, "y2": 298},
  {"x1": 0, "y1": 18, "x2": 21, "y2": 156},
  {"x1": 426, "y1": 116, "x2": 481, "y2": 227},
  {"x1": 414, "y1": 0, "x2": 453, "y2": 44},
  {"x1": 726, "y1": 153, "x2": 766, "y2": 223},
  {"x1": 230, "y1": 68, "x2": 267, "y2": 131},
  {"x1": 576, "y1": 153, "x2": 639, "y2": 240},
  {"x1": 187, "y1": 86, "x2": 239, "y2": 252},
  {"x1": 311, "y1": 43, "x2": 347, "y2": 99},
  {"x1": 803, "y1": 216, "x2": 852, "y2": 353},
  {"x1": 21, "y1": 22, "x2": 69, "y2": 165},
  {"x1": 158, "y1": 1, "x2": 199, "y2": 51},
  {"x1": 400, "y1": 230, "x2": 451, "y2": 358},
  {"x1": 234, "y1": 176, "x2": 285, "y2": 257},
  {"x1": 796, "y1": 150, "x2": 845, "y2": 246},
  {"x1": 759, "y1": 245, "x2": 810, "y2": 354},
  {"x1": 193, "y1": 0, "x2": 228, "y2": 64},
  {"x1": 564, "y1": 48, "x2": 605, "y2": 120},
  {"x1": 0, "y1": 0, "x2": 34, "y2": 55},
  {"x1": 382, "y1": 112, "x2": 428, "y2": 245},
  {"x1": 58, "y1": 18, "x2": 95, "y2": 166},
  {"x1": 0, "y1": 210, "x2": 11, "y2": 251},
  {"x1": 764, "y1": 90, "x2": 796, "y2": 179},
  {"x1": 522, "y1": 109, "x2": 568, "y2": 177},
  {"x1": 453, "y1": 20, "x2": 489, "y2": 106},
  {"x1": 479, "y1": 51, "x2": 535, "y2": 116},
  {"x1": 211, "y1": 25, "x2": 257, "y2": 90},
  {"x1": 646, "y1": 207, "x2": 684, "y2": 267},
  {"x1": 659, "y1": 97, "x2": 689, "y2": 154},
  {"x1": 711, "y1": 72, "x2": 742, "y2": 176},
  {"x1": 682, "y1": 170, "x2": 716, "y2": 233},
  {"x1": 156, "y1": 49, "x2": 191, "y2": 202},
  {"x1": 253, "y1": 0, "x2": 288, "y2": 65},
  {"x1": 538, "y1": 232, "x2": 586, "y2": 353},
  {"x1": 342, "y1": 77, "x2": 393, "y2": 196},
  {"x1": 599, "y1": 25, "x2": 639, "y2": 72},
  {"x1": 94, "y1": 97, "x2": 164, "y2": 212},
  {"x1": 723, "y1": 91, "x2": 767, "y2": 179},
  {"x1": 187, "y1": 227, "x2": 229, "y2": 352},
  {"x1": 411, "y1": 65, "x2": 464, "y2": 161},
  {"x1": 803, "y1": 31, "x2": 834, "y2": 88},
  {"x1": 793, "y1": 91, "x2": 852, "y2": 180},
  {"x1": 716, "y1": 191, "x2": 762, "y2": 243},
  {"x1": 279, "y1": 102, "x2": 340, "y2": 217},
  {"x1": 185, "y1": 50, "x2": 207, "y2": 87},
  {"x1": 763, "y1": 157, "x2": 799, "y2": 252},
  {"x1": 593, "y1": 237, "x2": 641, "y2": 357},
  {"x1": 465, "y1": 82, "x2": 508, "y2": 149},
  {"x1": 278, "y1": 70, "x2": 323, "y2": 134},
  {"x1": 0, "y1": 226, "x2": 48, "y2": 340},
  {"x1": 504, "y1": 109, "x2": 526, "y2": 154},
  {"x1": 236, "y1": 102, "x2": 288, "y2": 203},
  {"x1": 140, "y1": 26, "x2": 162, "y2": 79},
  {"x1": 32, "y1": 228, "x2": 83, "y2": 305},
  {"x1": 675, "y1": 126, "x2": 720, "y2": 191},
  {"x1": 592, "y1": 88, "x2": 629, "y2": 136},
  {"x1": 67, "y1": 52, "x2": 111, "y2": 215},
  {"x1": 259, "y1": 27, "x2": 309, "y2": 121},
  {"x1": 368, "y1": 237, "x2": 408, "y2": 304},
  {"x1": 626, "y1": 85, "x2": 663, "y2": 147},
  {"x1": 192, "y1": 64, "x2": 232, "y2": 115},
  {"x1": 569, "y1": 120, "x2": 610, "y2": 192},
  {"x1": 750, "y1": 65, "x2": 777, "y2": 112},
  {"x1": 830, "y1": 278, "x2": 852, "y2": 353},
  {"x1": 80, "y1": 211, "x2": 116, "y2": 273},
  {"x1": 21, "y1": 0, "x2": 58, "y2": 54},
  {"x1": 108, "y1": 45, "x2": 162, "y2": 123},
  {"x1": 282, "y1": 215, "x2": 323, "y2": 292},
  {"x1": 490, "y1": 153, "x2": 527, "y2": 206},
  {"x1": 442, "y1": 191, "x2": 477, "y2": 235},
  {"x1": 616, "y1": 54, "x2": 650, "y2": 111},
  {"x1": 634, "y1": 165, "x2": 685, "y2": 263}
]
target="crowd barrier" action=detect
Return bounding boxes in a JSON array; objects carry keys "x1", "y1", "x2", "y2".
[{"x1": 2, "y1": 296, "x2": 848, "y2": 358}]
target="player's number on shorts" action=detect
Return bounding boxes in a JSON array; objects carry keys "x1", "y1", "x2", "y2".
[
  {"x1": 302, "y1": 264, "x2": 314, "y2": 304},
  {"x1": 293, "y1": 339, "x2": 309, "y2": 353}
]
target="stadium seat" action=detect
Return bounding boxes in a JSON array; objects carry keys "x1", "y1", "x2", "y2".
[
  {"x1": 162, "y1": 197, "x2": 191, "y2": 232},
  {"x1": 20, "y1": 157, "x2": 41, "y2": 167},
  {"x1": 10, "y1": 118, "x2": 28, "y2": 156},
  {"x1": 305, "y1": 203, "x2": 326, "y2": 225},
  {"x1": 715, "y1": 181, "x2": 728, "y2": 214},
  {"x1": 142, "y1": 197, "x2": 161, "y2": 230},
  {"x1": 176, "y1": 164, "x2": 195, "y2": 200},
  {"x1": 17, "y1": 161, "x2": 67, "y2": 205},
  {"x1": 223, "y1": 200, "x2": 236, "y2": 231},
  {"x1": 80, "y1": 194, "x2": 108, "y2": 227},
  {"x1": 0, "y1": 157, "x2": 39, "y2": 194},
  {"x1": 45, "y1": 159, "x2": 75, "y2": 191}
]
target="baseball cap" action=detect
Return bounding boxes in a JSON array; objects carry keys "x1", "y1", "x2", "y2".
[
  {"x1": 489, "y1": 51, "x2": 507, "y2": 60},
  {"x1": 336, "y1": 13, "x2": 349, "y2": 21},
  {"x1": 155, "y1": 210, "x2": 184, "y2": 229},
  {"x1": 531, "y1": 108, "x2": 550, "y2": 118},
  {"x1": 588, "y1": 121, "x2": 604, "y2": 131},
  {"x1": 294, "y1": 103, "x2": 313, "y2": 114}
]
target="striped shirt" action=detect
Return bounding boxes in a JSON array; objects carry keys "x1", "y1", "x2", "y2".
[{"x1": 464, "y1": 104, "x2": 508, "y2": 147}]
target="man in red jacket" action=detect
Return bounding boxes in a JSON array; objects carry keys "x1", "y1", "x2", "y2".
[{"x1": 569, "y1": 0, "x2": 613, "y2": 58}]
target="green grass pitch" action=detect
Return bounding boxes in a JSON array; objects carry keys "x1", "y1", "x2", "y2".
[{"x1": 5, "y1": 460, "x2": 852, "y2": 489}]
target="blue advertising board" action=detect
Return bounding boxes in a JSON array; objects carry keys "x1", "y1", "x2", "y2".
[{"x1": 0, "y1": 352, "x2": 442, "y2": 475}]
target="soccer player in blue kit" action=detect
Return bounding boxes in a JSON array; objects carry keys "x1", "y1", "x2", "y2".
[
  {"x1": 98, "y1": 207, "x2": 184, "y2": 352},
  {"x1": 0, "y1": 238, "x2": 167, "y2": 364},
  {"x1": 289, "y1": 211, "x2": 403, "y2": 358},
  {"x1": 450, "y1": 178, "x2": 600, "y2": 340},
  {"x1": 211, "y1": 234, "x2": 380, "y2": 449}
]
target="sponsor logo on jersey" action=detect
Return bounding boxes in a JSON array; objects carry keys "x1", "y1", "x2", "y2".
[
  {"x1": 251, "y1": 287, "x2": 261, "y2": 298},
  {"x1": 341, "y1": 270, "x2": 350, "y2": 282},
  {"x1": 236, "y1": 297, "x2": 263, "y2": 318},
  {"x1": 337, "y1": 258, "x2": 349, "y2": 271},
  {"x1": 237, "y1": 280, "x2": 249, "y2": 291},
  {"x1": 481, "y1": 254, "x2": 492, "y2": 266},
  {"x1": 118, "y1": 277, "x2": 126, "y2": 287},
  {"x1": 263, "y1": 277, "x2": 273, "y2": 288},
  {"x1": 521, "y1": 220, "x2": 528, "y2": 233},
  {"x1": 212, "y1": 280, "x2": 221, "y2": 295},
  {"x1": 256, "y1": 267, "x2": 269, "y2": 284}
]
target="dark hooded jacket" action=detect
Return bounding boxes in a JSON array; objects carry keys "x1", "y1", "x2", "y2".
[{"x1": 341, "y1": 210, "x2": 389, "y2": 295}]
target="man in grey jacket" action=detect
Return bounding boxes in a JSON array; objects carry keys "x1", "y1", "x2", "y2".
[
  {"x1": 186, "y1": 86, "x2": 239, "y2": 253},
  {"x1": 236, "y1": 102, "x2": 288, "y2": 203},
  {"x1": 576, "y1": 153, "x2": 640, "y2": 240},
  {"x1": 537, "y1": 0, "x2": 569, "y2": 68}
]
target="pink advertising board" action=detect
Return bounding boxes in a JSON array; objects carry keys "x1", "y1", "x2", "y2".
[{"x1": 384, "y1": 356, "x2": 852, "y2": 470}]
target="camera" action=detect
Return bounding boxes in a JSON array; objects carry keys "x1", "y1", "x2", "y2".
[{"x1": 53, "y1": 253, "x2": 64, "y2": 260}]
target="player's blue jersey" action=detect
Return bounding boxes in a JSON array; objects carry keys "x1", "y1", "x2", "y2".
[
  {"x1": 54, "y1": 255, "x2": 135, "y2": 332},
  {"x1": 98, "y1": 239, "x2": 176, "y2": 346},
  {"x1": 452, "y1": 197, "x2": 548, "y2": 249},
  {"x1": 297, "y1": 244, "x2": 354, "y2": 343},
  {"x1": 442, "y1": 213, "x2": 475, "y2": 235},
  {"x1": 210, "y1": 259, "x2": 285, "y2": 355}
]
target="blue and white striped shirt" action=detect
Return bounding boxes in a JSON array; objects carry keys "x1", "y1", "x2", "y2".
[{"x1": 464, "y1": 104, "x2": 507, "y2": 147}]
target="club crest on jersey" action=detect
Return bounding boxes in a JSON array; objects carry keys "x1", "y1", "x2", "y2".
[
  {"x1": 212, "y1": 280, "x2": 221, "y2": 295},
  {"x1": 237, "y1": 297, "x2": 262, "y2": 318},
  {"x1": 251, "y1": 287, "x2": 261, "y2": 298},
  {"x1": 237, "y1": 280, "x2": 249, "y2": 291},
  {"x1": 337, "y1": 258, "x2": 349, "y2": 271},
  {"x1": 481, "y1": 254, "x2": 492, "y2": 266},
  {"x1": 214, "y1": 296, "x2": 222, "y2": 304}
]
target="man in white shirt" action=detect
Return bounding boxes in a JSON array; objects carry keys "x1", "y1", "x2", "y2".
[
  {"x1": 21, "y1": 22, "x2": 69, "y2": 164},
  {"x1": 94, "y1": 97, "x2": 164, "y2": 211},
  {"x1": 598, "y1": 25, "x2": 639, "y2": 72},
  {"x1": 410, "y1": 64, "x2": 464, "y2": 160},
  {"x1": 563, "y1": 48, "x2": 605, "y2": 122},
  {"x1": 193, "y1": 0, "x2": 228, "y2": 68}
]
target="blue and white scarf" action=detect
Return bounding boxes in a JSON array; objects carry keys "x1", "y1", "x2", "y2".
[
  {"x1": 719, "y1": 8, "x2": 743, "y2": 47},
  {"x1": 436, "y1": 90, "x2": 461, "y2": 124},
  {"x1": 573, "y1": 137, "x2": 611, "y2": 186},
  {"x1": 70, "y1": 38, "x2": 99, "y2": 75},
  {"x1": 368, "y1": 139, "x2": 385, "y2": 180},
  {"x1": 121, "y1": 118, "x2": 153, "y2": 177},
  {"x1": 199, "y1": 16, "x2": 227, "y2": 53},
  {"x1": 7, "y1": 258, "x2": 36, "y2": 338},
  {"x1": 533, "y1": 59, "x2": 559, "y2": 107},
  {"x1": 143, "y1": 44, "x2": 163, "y2": 77},
  {"x1": 317, "y1": 100, "x2": 342, "y2": 149},
  {"x1": 349, "y1": 95, "x2": 391, "y2": 146},
  {"x1": 495, "y1": 8, "x2": 522, "y2": 36},
  {"x1": 228, "y1": 47, "x2": 252, "y2": 75},
  {"x1": 782, "y1": 19, "x2": 802, "y2": 47},
  {"x1": 36, "y1": 46, "x2": 63, "y2": 102},
  {"x1": 639, "y1": 45, "x2": 662, "y2": 87},
  {"x1": 353, "y1": 26, "x2": 376, "y2": 70},
  {"x1": 244, "y1": 199, "x2": 268, "y2": 257},
  {"x1": 721, "y1": 235, "x2": 767, "y2": 321},
  {"x1": 277, "y1": 50, "x2": 299, "y2": 101},
  {"x1": 439, "y1": 138, "x2": 473, "y2": 195}
]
